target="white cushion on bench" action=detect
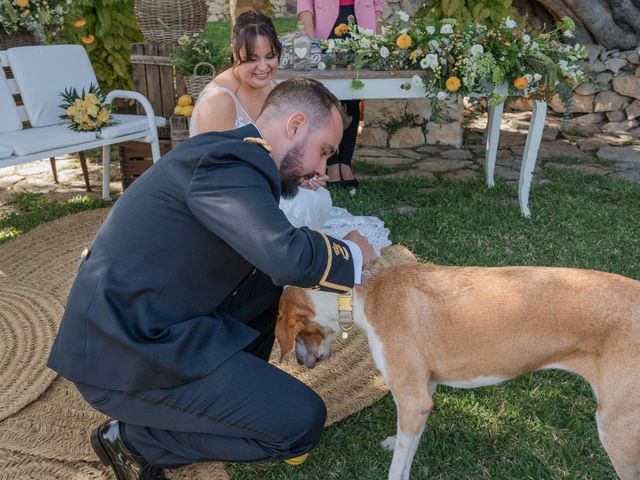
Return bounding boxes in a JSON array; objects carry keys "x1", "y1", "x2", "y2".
[
  {"x1": 0, "y1": 68, "x2": 23, "y2": 133},
  {"x1": 0, "y1": 144, "x2": 13, "y2": 158},
  {"x1": 8, "y1": 45, "x2": 97, "y2": 128},
  {"x1": 98, "y1": 114, "x2": 167, "y2": 139},
  {"x1": 0, "y1": 124, "x2": 96, "y2": 156}
]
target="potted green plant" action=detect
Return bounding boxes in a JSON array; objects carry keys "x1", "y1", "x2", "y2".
[{"x1": 171, "y1": 34, "x2": 228, "y2": 99}]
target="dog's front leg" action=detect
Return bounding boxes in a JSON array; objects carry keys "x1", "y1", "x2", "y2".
[{"x1": 384, "y1": 384, "x2": 434, "y2": 480}]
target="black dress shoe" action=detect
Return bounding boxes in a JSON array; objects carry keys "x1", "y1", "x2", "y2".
[{"x1": 91, "y1": 420, "x2": 167, "y2": 480}]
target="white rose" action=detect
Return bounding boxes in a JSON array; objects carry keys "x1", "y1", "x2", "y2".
[
  {"x1": 533, "y1": 73, "x2": 542, "y2": 82},
  {"x1": 317, "y1": 61, "x2": 326, "y2": 70},
  {"x1": 411, "y1": 75, "x2": 423, "y2": 87},
  {"x1": 428, "y1": 40, "x2": 440, "y2": 50},
  {"x1": 426, "y1": 26, "x2": 435, "y2": 35},
  {"x1": 522, "y1": 34, "x2": 531, "y2": 43},
  {"x1": 504, "y1": 17, "x2": 517, "y2": 29},
  {"x1": 360, "y1": 38, "x2": 371, "y2": 49},
  {"x1": 420, "y1": 53, "x2": 438, "y2": 70},
  {"x1": 470, "y1": 44, "x2": 483, "y2": 55},
  {"x1": 328, "y1": 39, "x2": 336, "y2": 50},
  {"x1": 397, "y1": 10, "x2": 409, "y2": 22},
  {"x1": 380, "y1": 46, "x2": 390, "y2": 58},
  {"x1": 440, "y1": 24, "x2": 453, "y2": 35},
  {"x1": 436, "y1": 91, "x2": 448, "y2": 101}
]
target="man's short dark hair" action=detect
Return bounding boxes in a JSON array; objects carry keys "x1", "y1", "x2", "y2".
[{"x1": 260, "y1": 78, "x2": 347, "y2": 129}]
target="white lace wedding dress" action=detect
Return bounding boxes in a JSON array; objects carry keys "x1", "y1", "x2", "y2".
[{"x1": 190, "y1": 84, "x2": 392, "y2": 254}]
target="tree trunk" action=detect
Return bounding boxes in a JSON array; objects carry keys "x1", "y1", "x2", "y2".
[
  {"x1": 408, "y1": 0, "x2": 640, "y2": 50},
  {"x1": 514, "y1": 0, "x2": 640, "y2": 49}
]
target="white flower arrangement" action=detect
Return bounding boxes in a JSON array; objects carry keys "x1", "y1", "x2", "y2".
[{"x1": 319, "y1": 13, "x2": 589, "y2": 107}]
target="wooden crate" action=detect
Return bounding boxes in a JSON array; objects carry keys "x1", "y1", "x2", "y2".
[
  {"x1": 130, "y1": 43, "x2": 187, "y2": 140},
  {"x1": 119, "y1": 140, "x2": 172, "y2": 190}
]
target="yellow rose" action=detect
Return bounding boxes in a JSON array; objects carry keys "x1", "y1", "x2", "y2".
[
  {"x1": 445, "y1": 76, "x2": 461, "y2": 92},
  {"x1": 74, "y1": 18, "x2": 87, "y2": 27},
  {"x1": 396, "y1": 34, "x2": 412, "y2": 49},
  {"x1": 87, "y1": 104, "x2": 99, "y2": 117},
  {"x1": 67, "y1": 106, "x2": 77, "y2": 117},
  {"x1": 98, "y1": 109, "x2": 110, "y2": 123},
  {"x1": 334, "y1": 23, "x2": 348, "y2": 37},
  {"x1": 514, "y1": 76, "x2": 528, "y2": 90},
  {"x1": 85, "y1": 93, "x2": 99, "y2": 105},
  {"x1": 81, "y1": 35, "x2": 95, "y2": 44},
  {"x1": 16, "y1": 0, "x2": 28, "y2": 7},
  {"x1": 21, "y1": 8, "x2": 30, "y2": 16}
]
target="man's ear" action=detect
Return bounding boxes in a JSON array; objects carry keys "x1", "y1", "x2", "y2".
[
  {"x1": 285, "y1": 112, "x2": 307, "y2": 140},
  {"x1": 275, "y1": 303, "x2": 311, "y2": 361}
]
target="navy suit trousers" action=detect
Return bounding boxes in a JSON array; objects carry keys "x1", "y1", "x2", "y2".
[{"x1": 76, "y1": 271, "x2": 327, "y2": 468}]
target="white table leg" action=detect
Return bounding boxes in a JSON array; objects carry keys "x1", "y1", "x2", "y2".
[
  {"x1": 518, "y1": 100, "x2": 547, "y2": 218},
  {"x1": 485, "y1": 101, "x2": 504, "y2": 187},
  {"x1": 102, "y1": 145, "x2": 111, "y2": 201}
]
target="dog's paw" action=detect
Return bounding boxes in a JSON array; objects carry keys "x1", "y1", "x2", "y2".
[{"x1": 380, "y1": 436, "x2": 396, "y2": 451}]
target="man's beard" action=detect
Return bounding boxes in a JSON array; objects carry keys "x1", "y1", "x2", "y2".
[{"x1": 279, "y1": 140, "x2": 306, "y2": 199}]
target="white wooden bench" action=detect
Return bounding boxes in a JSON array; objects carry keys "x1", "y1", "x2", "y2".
[{"x1": 0, "y1": 45, "x2": 166, "y2": 200}]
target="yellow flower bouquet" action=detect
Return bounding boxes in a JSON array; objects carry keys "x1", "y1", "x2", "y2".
[{"x1": 59, "y1": 84, "x2": 116, "y2": 132}]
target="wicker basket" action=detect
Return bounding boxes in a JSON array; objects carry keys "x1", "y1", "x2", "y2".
[
  {"x1": 0, "y1": 29, "x2": 35, "y2": 50},
  {"x1": 184, "y1": 62, "x2": 215, "y2": 99},
  {"x1": 134, "y1": 0, "x2": 208, "y2": 44}
]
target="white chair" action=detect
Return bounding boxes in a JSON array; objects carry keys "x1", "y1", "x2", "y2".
[{"x1": 0, "y1": 45, "x2": 166, "y2": 199}]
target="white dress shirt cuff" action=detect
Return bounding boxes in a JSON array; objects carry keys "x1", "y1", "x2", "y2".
[{"x1": 342, "y1": 239, "x2": 362, "y2": 285}]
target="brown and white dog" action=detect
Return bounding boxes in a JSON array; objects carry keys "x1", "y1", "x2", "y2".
[{"x1": 275, "y1": 262, "x2": 640, "y2": 480}]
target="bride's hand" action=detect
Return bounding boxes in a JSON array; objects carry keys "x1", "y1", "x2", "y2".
[{"x1": 300, "y1": 174, "x2": 329, "y2": 190}]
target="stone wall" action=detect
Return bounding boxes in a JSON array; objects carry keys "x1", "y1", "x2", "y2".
[
  {"x1": 548, "y1": 46, "x2": 640, "y2": 136},
  {"x1": 206, "y1": 0, "x2": 287, "y2": 21},
  {"x1": 360, "y1": 97, "x2": 464, "y2": 149}
]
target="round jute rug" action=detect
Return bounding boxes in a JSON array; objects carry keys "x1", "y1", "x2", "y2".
[
  {"x1": 0, "y1": 208, "x2": 109, "y2": 302},
  {"x1": 0, "y1": 282, "x2": 62, "y2": 421}
]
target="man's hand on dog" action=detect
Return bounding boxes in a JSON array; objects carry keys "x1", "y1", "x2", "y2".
[{"x1": 344, "y1": 230, "x2": 378, "y2": 270}]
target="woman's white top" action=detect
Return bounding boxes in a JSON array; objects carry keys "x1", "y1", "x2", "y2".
[{"x1": 189, "y1": 84, "x2": 392, "y2": 254}]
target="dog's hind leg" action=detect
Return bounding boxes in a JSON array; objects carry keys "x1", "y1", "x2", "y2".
[
  {"x1": 595, "y1": 389, "x2": 640, "y2": 479},
  {"x1": 384, "y1": 381, "x2": 435, "y2": 480}
]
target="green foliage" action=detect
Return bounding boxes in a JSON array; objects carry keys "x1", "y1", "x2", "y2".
[
  {"x1": 58, "y1": 0, "x2": 142, "y2": 91},
  {"x1": 386, "y1": 112, "x2": 420, "y2": 134},
  {"x1": 418, "y1": 0, "x2": 519, "y2": 29}
]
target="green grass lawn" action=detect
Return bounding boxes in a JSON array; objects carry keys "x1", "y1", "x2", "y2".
[
  {"x1": 1, "y1": 167, "x2": 638, "y2": 478},
  {"x1": 203, "y1": 17, "x2": 299, "y2": 57}
]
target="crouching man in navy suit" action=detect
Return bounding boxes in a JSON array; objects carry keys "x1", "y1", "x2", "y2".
[{"x1": 47, "y1": 78, "x2": 377, "y2": 480}]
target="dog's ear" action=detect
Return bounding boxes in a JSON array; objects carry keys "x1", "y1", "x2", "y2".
[{"x1": 276, "y1": 293, "x2": 313, "y2": 361}]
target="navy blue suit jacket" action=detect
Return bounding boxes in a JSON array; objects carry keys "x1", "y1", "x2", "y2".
[{"x1": 48, "y1": 124, "x2": 355, "y2": 391}]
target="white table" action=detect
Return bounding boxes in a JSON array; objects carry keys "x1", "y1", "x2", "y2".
[{"x1": 276, "y1": 69, "x2": 547, "y2": 217}]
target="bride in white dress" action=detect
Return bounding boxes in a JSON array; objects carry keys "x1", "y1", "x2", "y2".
[{"x1": 189, "y1": 12, "x2": 390, "y2": 254}]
